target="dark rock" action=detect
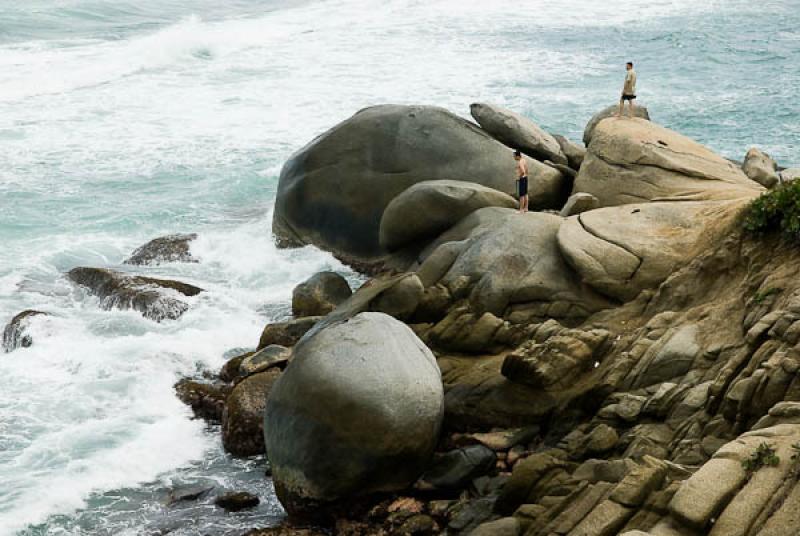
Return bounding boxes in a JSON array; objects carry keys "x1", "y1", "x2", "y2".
[
  {"x1": 174, "y1": 379, "x2": 230, "y2": 422},
  {"x1": 397, "y1": 514, "x2": 437, "y2": 535},
  {"x1": 214, "y1": 491, "x2": 260, "y2": 512},
  {"x1": 67, "y1": 267, "x2": 203, "y2": 321},
  {"x1": 124, "y1": 233, "x2": 198, "y2": 265},
  {"x1": 165, "y1": 484, "x2": 214, "y2": 505},
  {"x1": 239, "y1": 345, "x2": 291, "y2": 377},
  {"x1": 219, "y1": 352, "x2": 253, "y2": 383},
  {"x1": 419, "y1": 445, "x2": 497, "y2": 491},
  {"x1": 222, "y1": 368, "x2": 282, "y2": 456},
  {"x1": 559, "y1": 193, "x2": 599, "y2": 217},
  {"x1": 292, "y1": 272, "x2": 352, "y2": 317},
  {"x1": 265, "y1": 312, "x2": 444, "y2": 519},
  {"x1": 257, "y1": 316, "x2": 322, "y2": 350},
  {"x1": 3, "y1": 310, "x2": 47, "y2": 352}
]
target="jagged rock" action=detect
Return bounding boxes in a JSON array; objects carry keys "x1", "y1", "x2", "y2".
[
  {"x1": 291, "y1": 272, "x2": 352, "y2": 317},
  {"x1": 624, "y1": 325, "x2": 701, "y2": 389},
  {"x1": 3, "y1": 310, "x2": 47, "y2": 352},
  {"x1": 558, "y1": 201, "x2": 746, "y2": 302},
  {"x1": 610, "y1": 457, "x2": 667, "y2": 507},
  {"x1": 67, "y1": 267, "x2": 203, "y2": 321},
  {"x1": 257, "y1": 316, "x2": 322, "y2": 349},
  {"x1": 239, "y1": 345, "x2": 291, "y2": 377},
  {"x1": 470, "y1": 102, "x2": 567, "y2": 165},
  {"x1": 175, "y1": 379, "x2": 230, "y2": 422},
  {"x1": 428, "y1": 307, "x2": 505, "y2": 353},
  {"x1": 559, "y1": 193, "x2": 599, "y2": 217},
  {"x1": 273, "y1": 104, "x2": 558, "y2": 263},
  {"x1": 468, "y1": 517, "x2": 520, "y2": 536},
  {"x1": 742, "y1": 147, "x2": 780, "y2": 188},
  {"x1": 575, "y1": 118, "x2": 762, "y2": 207},
  {"x1": 124, "y1": 233, "x2": 197, "y2": 265},
  {"x1": 214, "y1": 491, "x2": 260, "y2": 511},
  {"x1": 495, "y1": 452, "x2": 570, "y2": 515},
  {"x1": 553, "y1": 134, "x2": 586, "y2": 170},
  {"x1": 416, "y1": 207, "x2": 612, "y2": 319},
  {"x1": 583, "y1": 104, "x2": 650, "y2": 146},
  {"x1": 448, "y1": 497, "x2": 497, "y2": 534},
  {"x1": 418, "y1": 445, "x2": 497, "y2": 491},
  {"x1": 221, "y1": 368, "x2": 281, "y2": 456},
  {"x1": 264, "y1": 313, "x2": 443, "y2": 518},
  {"x1": 379, "y1": 180, "x2": 517, "y2": 251}
]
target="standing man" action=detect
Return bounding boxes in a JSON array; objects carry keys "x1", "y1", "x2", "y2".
[
  {"x1": 618, "y1": 61, "x2": 637, "y2": 117},
  {"x1": 514, "y1": 150, "x2": 529, "y2": 213}
]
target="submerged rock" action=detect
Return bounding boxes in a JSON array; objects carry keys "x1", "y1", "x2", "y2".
[
  {"x1": 124, "y1": 233, "x2": 198, "y2": 265},
  {"x1": 264, "y1": 312, "x2": 443, "y2": 519},
  {"x1": 3, "y1": 310, "x2": 47, "y2": 352},
  {"x1": 67, "y1": 267, "x2": 203, "y2": 321},
  {"x1": 291, "y1": 272, "x2": 352, "y2": 317},
  {"x1": 214, "y1": 491, "x2": 260, "y2": 512}
]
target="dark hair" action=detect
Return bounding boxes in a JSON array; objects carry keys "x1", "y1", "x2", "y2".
[
  {"x1": 513, "y1": 149, "x2": 521, "y2": 157},
  {"x1": 627, "y1": 61, "x2": 633, "y2": 67}
]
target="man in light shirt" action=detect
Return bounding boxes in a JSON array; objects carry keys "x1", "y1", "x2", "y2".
[{"x1": 617, "y1": 62, "x2": 637, "y2": 117}]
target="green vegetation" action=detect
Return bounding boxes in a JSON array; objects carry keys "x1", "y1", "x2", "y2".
[
  {"x1": 744, "y1": 180, "x2": 800, "y2": 239},
  {"x1": 742, "y1": 442, "x2": 780, "y2": 472},
  {"x1": 753, "y1": 287, "x2": 783, "y2": 304}
]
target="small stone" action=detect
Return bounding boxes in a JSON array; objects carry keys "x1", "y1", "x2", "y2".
[{"x1": 214, "y1": 491, "x2": 260, "y2": 512}]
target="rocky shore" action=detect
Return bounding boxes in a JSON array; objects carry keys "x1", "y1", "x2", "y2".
[{"x1": 6, "y1": 101, "x2": 798, "y2": 536}]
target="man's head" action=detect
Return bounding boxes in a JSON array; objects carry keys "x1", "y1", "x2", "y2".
[
  {"x1": 626, "y1": 62, "x2": 633, "y2": 70},
  {"x1": 513, "y1": 149, "x2": 521, "y2": 160}
]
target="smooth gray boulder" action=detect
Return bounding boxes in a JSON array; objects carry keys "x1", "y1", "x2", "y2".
[
  {"x1": 583, "y1": 103, "x2": 650, "y2": 146},
  {"x1": 416, "y1": 207, "x2": 612, "y2": 320},
  {"x1": 272, "y1": 104, "x2": 551, "y2": 264},
  {"x1": 553, "y1": 134, "x2": 586, "y2": 170},
  {"x1": 575, "y1": 118, "x2": 763, "y2": 207},
  {"x1": 124, "y1": 233, "x2": 197, "y2": 265},
  {"x1": 67, "y1": 267, "x2": 203, "y2": 322},
  {"x1": 742, "y1": 147, "x2": 780, "y2": 189},
  {"x1": 264, "y1": 312, "x2": 444, "y2": 518},
  {"x1": 560, "y1": 193, "x2": 599, "y2": 217},
  {"x1": 291, "y1": 271, "x2": 352, "y2": 317},
  {"x1": 470, "y1": 102, "x2": 567, "y2": 165},
  {"x1": 379, "y1": 180, "x2": 517, "y2": 251}
]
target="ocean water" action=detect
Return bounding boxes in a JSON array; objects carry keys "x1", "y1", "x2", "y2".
[{"x1": 0, "y1": 0, "x2": 798, "y2": 534}]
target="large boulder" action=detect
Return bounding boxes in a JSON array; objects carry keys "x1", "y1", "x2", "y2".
[
  {"x1": 272, "y1": 105, "x2": 559, "y2": 264},
  {"x1": 291, "y1": 272, "x2": 352, "y2": 317},
  {"x1": 222, "y1": 368, "x2": 281, "y2": 457},
  {"x1": 124, "y1": 233, "x2": 197, "y2": 265},
  {"x1": 583, "y1": 103, "x2": 650, "y2": 146},
  {"x1": 742, "y1": 147, "x2": 780, "y2": 189},
  {"x1": 3, "y1": 310, "x2": 47, "y2": 352},
  {"x1": 379, "y1": 180, "x2": 517, "y2": 251},
  {"x1": 264, "y1": 312, "x2": 443, "y2": 518},
  {"x1": 574, "y1": 118, "x2": 763, "y2": 207},
  {"x1": 469, "y1": 103, "x2": 567, "y2": 165},
  {"x1": 557, "y1": 200, "x2": 747, "y2": 301},
  {"x1": 67, "y1": 267, "x2": 203, "y2": 321},
  {"x1": 416, "y1": 207, "x2": 612, "y2": 320},
  {"x1": 552, "y1": 134, "x2": 586, "y2": 170}
]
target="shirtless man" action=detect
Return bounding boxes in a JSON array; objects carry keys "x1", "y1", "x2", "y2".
[
  {"x1": 617, "y1": 62, "x2": 637, "y2": 118},
  {"x1": 514, "y1": 150, "x2": 529, "y2": 213}
]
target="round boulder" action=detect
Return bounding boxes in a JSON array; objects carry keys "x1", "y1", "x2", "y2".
[
  {"x1": 742, "y1": 147, "x2": 780, "y2": 189},
  {"x1": 264, "y1": 312, "x2": 444, "y2": 518},
  {"x1": 222, "y1": 368, "x2": 282, "y2": 457},
  {"x1": 583, "y1": 103, "x2": 650, "y2": 146},
  {"x1": 292, "y1": 271, "x2": 352, "y2": 317}
]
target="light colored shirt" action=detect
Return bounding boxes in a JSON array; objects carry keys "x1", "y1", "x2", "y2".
[{"x1": 623, "y1": 69, "x2": 637, "y2": 95}]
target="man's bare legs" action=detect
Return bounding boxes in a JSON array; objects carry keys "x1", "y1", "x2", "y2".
[
  {"x1": 521, "y1": 195, "x2": 529, "y2": 213},
  {"x1": 617, "y1": 98, "x2": 624, "y2": 117},
  {"x1": 627, "y1": 99, "x2": 635, "y2": 118}
]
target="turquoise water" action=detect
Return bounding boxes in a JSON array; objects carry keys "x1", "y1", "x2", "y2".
[{"x1": 0, "y1": 1, "x2": 798, "y2": 534}]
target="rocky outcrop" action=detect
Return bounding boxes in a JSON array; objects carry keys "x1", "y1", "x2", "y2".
[
  {"x1": 291, "y1": 272, "x2": 352, "y2": 317},
  {"x1": 469, "y1": 103, "x2": 567, "y2": 165},
  {"x1": 742, "y1": 147, "x2": 780, "y2": 189},
  {"x1": 575, "y1": 118, "x2": 763, "y2": 207},
  {"x1": 175, "y1": 379, "x2": 230, "y2": 422},
  {"x1": 124, "y1": 233, "x2": 198, "y2": 265},
  {"x1": 272, "y1": 104, "x2": 564, "y2": 265},
  {"x1": 222, "y1": 368, "x2": 282, "y2": 457},
  {"x1": 264, "y1": 312, "x2": 444, "y2": 519},
  {"x1": 553, "y1": 134, "x2": 586, "y2": 170},
  {"x1": 67, "y1": 267, "x2": 203, "y2": 321},
  {"x1": 583, "y1": 104, "x2": 650, "y2": 146},
  {"x1": 379, "y1": 180, "x2": 517, "y2": 252},
  {"x1": 3, "y1": 310, "x2": 47, "y2": 352}
]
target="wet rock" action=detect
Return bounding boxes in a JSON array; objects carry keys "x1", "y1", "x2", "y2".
[
  {"x1": 67, "y1": 267, "x2": 203, "y2": 321},
  {"x1": 265, "y1": 312, "x2": 443, "y2": 519},
  {"x1": 3, "y1": 310, "x2": 47, "y2": 352},
  {"x1": 742, "y1": 147, "x2": 780, "y2": 188},
  {"x1": 219, "y1": 352, "x2": 252, "y2": 383},
  {"x1": 291, "y1": 272, "x2": 352, "y2": 317},
  {"x1": 257, "y1": 316, "x2": 322, "y2": 350},
  {"x1": 174, "y1": 379, "x2": 230, "y2": 422},
  {"x1": 124, "y1": 233, "x2": 197, "y2": 265},
  {"x1": 470, "y1": 102, "x2": 568, "y2": 165},
  {"x1": 165, "y1": 484, "x2": 214, "y2": 506},
  {"x1": 221, "y1": 368, "x2": 281, "y2": 457},
  {"x1": 418, "y1": 445, "x2": 497, "y2": 491},
  {"x1": 214, "y1": 491, "x2": 260, "y2": 512}
]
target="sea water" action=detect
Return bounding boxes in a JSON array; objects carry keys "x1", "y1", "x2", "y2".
[{"x1": 0, "y1": 0, "x2": 798, "y2": 534}]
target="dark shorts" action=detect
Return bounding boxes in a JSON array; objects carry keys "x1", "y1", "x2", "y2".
[
  {"x1": 518, "y1": 176, "x2": 528, "y2": 197},
  {"x1": 622, "y1": 94, "x2": 636, "y2": 101}
]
